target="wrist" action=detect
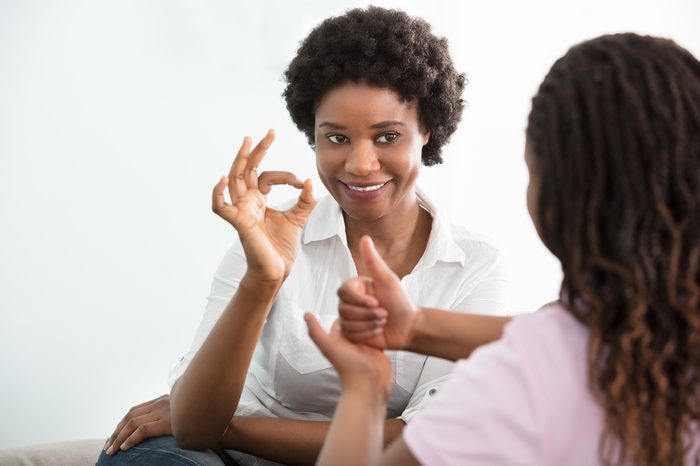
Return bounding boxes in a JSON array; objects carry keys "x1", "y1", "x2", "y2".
[
  {"x1": 344, "y1": 381, "x2": 389, "y2": 407},
  {"x1": 405, "y1": 306, "x2": 425, "y2": 353},
  {"x1": 239, "y1": 273, "x2": 283, "y2": 293}
]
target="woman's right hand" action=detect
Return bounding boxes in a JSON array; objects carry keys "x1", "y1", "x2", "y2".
[
  {"x1": 338, "y1": 235, "x2": 419, "y2": 350},
  {"x1": 103, "y1": 394, "x2": 171, "y2": 456},
  {"x1": 212, "y1": 129, "x2": 316, "y2": 282}
]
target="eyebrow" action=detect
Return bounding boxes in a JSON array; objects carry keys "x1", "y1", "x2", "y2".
[{"x1": 317, "y1": 120, "x2": 407, "y2": 130}]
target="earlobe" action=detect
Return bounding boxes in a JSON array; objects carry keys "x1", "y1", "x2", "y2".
[{"x1": 422, "y1": 132, "x2": 431, "y2": 146}]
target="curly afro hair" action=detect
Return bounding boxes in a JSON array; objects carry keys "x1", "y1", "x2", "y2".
[{"x1": 283, "y1": 6, "x2": 465, "y2": 166}]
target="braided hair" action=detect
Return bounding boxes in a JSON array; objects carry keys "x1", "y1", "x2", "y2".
[{"x1": 527, "y1": 33, "x2": 700, "y2": 465}]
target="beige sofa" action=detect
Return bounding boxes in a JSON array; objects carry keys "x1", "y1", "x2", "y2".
[{"x1": 0, "y1": 439, "x2": 103, "y2": 466}]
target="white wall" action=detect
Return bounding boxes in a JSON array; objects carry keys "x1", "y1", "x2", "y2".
[{"x1": 1, "y1": 0, "x2": 698, "y2": 448}]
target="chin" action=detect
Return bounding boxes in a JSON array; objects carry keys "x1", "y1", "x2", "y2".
[{"x1": 339, "y1": 203, "x2": 388, "y2": 222}]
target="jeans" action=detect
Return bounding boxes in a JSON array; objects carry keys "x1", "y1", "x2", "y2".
[{"x1": 95, "y1": 436, "x2": 287, "y2": 466}]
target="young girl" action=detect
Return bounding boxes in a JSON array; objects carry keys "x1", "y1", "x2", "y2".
[
  {"x1": 309, "y1": 33, "x2": 700, "y2": 465},
  {"x1": 99, "y1": 7, "x2": 509, "y2": 466}
]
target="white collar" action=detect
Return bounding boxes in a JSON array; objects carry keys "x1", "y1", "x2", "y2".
[{"x1": 303, "y1": 187, "x2": 465, "y2": 269}]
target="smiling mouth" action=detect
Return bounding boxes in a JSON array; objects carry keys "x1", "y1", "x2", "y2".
[{"x1": 343, "y1": 181, "x2": 389, "y2": 192}]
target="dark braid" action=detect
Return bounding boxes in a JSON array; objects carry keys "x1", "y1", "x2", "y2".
[{"x1": 527, "y1": 33, "x2": 700, "y2": 465}]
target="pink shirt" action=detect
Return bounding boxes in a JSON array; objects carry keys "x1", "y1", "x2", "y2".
[{"x1": 403, "y1": 304, "x2": 700, "y2": 465}]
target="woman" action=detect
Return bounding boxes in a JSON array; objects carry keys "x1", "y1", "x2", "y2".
[
  {"x1": 310, "y1": 33, "x2": 700, "y2": 465},
  {"x1": 98, "y1": 7, "x2": 509, "y2": 466}
]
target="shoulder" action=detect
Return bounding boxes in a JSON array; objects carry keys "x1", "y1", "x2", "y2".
[
  {"x1": 497, "y1": 304, "x2": 594, "y2": 428},
  {"x1": 418, "y1": 187, "x2": 503, "y2": 262},
  {"x1": 505, "y1": 304, "x2": 588, "y2": 354},
  {"x1": 450, "y1": 223, "x2": 503, "y2": 259}
]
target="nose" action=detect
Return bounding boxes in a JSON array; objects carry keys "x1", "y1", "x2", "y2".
[{"x1": 345, "y1": 142, "x2": 380, "y2": 176}]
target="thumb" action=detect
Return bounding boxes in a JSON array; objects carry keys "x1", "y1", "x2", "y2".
[
  {"x1": 359, "y1": 235, "x2": 398, "y2": 285},
  {"x1": 289, "y1": 179, "x2": 316, "y2": 220},
  {"x1": 304, "y1": 312, "x2": 334, "y2": 358}
]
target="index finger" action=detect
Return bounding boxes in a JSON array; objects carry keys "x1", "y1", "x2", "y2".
[{"x1": 257, "y1": 170, "x2": 304, "y2": 195}]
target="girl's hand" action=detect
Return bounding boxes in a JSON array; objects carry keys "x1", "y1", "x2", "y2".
[
  {"x1": 305, "y1": 313, "x2": 392, "y2": 400},
  {"x1": 212, "y1": 130, "x2": 316, "y2": 282},
  {"x1": 338, "y1": 235, "x2": 419, "y2": 350}
]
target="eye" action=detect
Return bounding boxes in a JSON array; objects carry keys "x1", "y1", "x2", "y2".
[
  {"x1": 376, "y1": 132, "x2": 399, "y2": 144},
  {"x1": 327, "y1": 134, "x2": 348, "y2": 144}
]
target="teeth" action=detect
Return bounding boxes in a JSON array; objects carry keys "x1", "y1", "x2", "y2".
[{"x1": 347, "y1": 182, "x2": 386, "y2": 192}]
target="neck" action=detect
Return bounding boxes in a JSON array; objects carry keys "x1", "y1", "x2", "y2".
[{"x1": 344, "y1": 193, "x2": 432, "y2": 277}]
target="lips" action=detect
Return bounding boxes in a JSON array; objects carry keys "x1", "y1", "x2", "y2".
[
  {"x1": 344, "y1": 181, "x2": 389, "y2": 192},
  {"x1": 339, "y1": 180, "x2": 392, "y2": 200}
]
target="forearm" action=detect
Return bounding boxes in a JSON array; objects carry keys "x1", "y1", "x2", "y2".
[
  {"x1": 408, "y1": 308, "x2": 511, "y2": 361},
  {"x1": 170, "y1": 274, "x2": 282, "y2": 449},
  {"x1": 222, "y1": 415, "x2": 404, "y2": 466},
  {"x1": 319, "y1": 387, "x2": 388, "y2": 466}
]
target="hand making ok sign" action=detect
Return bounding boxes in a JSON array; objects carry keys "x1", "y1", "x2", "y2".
[{"x1": 212, "y1": 129, "x2": 316, "y2": 283}]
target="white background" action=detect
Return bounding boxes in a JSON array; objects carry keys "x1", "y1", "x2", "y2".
[{"x1": 1, "y1": 0, "x2": 698, "y2": 448}]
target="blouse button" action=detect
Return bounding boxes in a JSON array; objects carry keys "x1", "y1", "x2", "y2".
[{"x1": 428, "y1": 388, "x2": 438, "y2": 397}]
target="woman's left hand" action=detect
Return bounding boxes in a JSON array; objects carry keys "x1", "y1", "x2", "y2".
[{"x1": 305, "y1": 313, "x2": 392, "y2": 400}]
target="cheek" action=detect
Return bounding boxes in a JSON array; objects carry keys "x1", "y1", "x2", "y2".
[
  {"x1": 396, "y1": 138, "x2": 424, "y2": 173},
  {"x1": 526, "y1": 177, "x2": 540, "y2": 228},
  {"x1": 315, "y1": 153, "x2": 328, "y2": 178},
  {"x1": 315, "y1": 151, "x2": 336, "y2": 191}
]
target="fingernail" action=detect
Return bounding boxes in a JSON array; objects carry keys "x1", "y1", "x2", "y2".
[
  {"x1": 106, "y1": 446, "x2": 114, "y2": 455},
  {"x1": 120, "y1": 443, "x2": 127, "y2": 451},
  {"x1": 375, "y1": 318, "x2": 387, "y2": 326}
]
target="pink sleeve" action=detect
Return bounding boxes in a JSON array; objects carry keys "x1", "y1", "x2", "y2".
[{"x1": 402, "y1": 318, "x2": 548, "y2": 465}]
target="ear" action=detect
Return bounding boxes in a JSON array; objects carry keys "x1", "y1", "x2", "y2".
[{"x1": 422, "y1": 131, "x2": 431, "y2": 146}]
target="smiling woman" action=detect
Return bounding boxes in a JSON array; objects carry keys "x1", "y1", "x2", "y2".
[
  {"x1": 94, "y1": 6, "x2": 510, "y2": 466},
  {"x1": 314, "y1": 82, "x2": 432, "y2": 277}
]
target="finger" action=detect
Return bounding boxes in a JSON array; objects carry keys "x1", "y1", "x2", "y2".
[
  {"x1": 105, "y1": 395, "x2": 168, "y2": 451},
  {"x1": 212, "y1": 176, "x2": 240, "y2": 222},
  {"x1": 340, "y1": 317, "x2": 386, "y2": 333},
  {"x1": 106, "y1": 406, "x2": 150, "y2": 451},
  {"x1": 359, "y1": 235, "x2": 399, "y2": 286},
  {"x1": 257, "y1": 171, "x2": 303, "y2": 195},
  {"x1": 304, "y1": 313, "x2": 335, "y2": 358},
  {"x1": 339, "y1": 303, "x2": 387, "y2": 321},
  {"x1": 245, "y1": 129, "x2": 276, "y2": 189},
  {"x1": 106, "y1": 412, "x2": 159, "y2": 455},
  {"x1": 212, "y1": 176, "x2": 229, "y2": 212},
  {"x1": 337, "y1": 279, "x2": 379, "y2": 307},
  {"x1": 344, "y1": 326, "x2": 384, "y2": 342},
  {"x1": 229, "y1": 136, "x2": 253, "y2": 200},
  {"x1": 119, "y1": 419, "x2": 171, "y2": 452},
  {"x1": 288, "y1": 178, "x2": 316, "y2": 220}
]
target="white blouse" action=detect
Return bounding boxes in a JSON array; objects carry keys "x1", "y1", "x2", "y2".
[{"x1": 169, "y1": 188, "x2": 510, "y2": 423}]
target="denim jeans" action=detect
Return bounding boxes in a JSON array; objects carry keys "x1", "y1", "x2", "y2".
[
  {"x1": 95, "y1": 436, "x2": 237, "y2": 466},
  {"x1": 95, "y1": 435, "x2": 287, "y2": 466}
]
